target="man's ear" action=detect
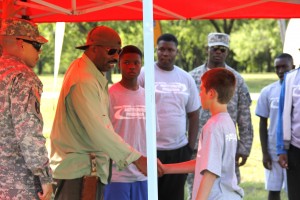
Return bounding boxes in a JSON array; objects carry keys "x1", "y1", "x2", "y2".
[{"x1": 209, "y1": 88, "x2": 217, "y2": 99}]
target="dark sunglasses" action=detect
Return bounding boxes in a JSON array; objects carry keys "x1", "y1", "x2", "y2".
[
  {"x1": 210, "y1": 46, "x2": 227, "y2": 53},
  {"x1": 17, "y1": 38, "x2": 42, "y2": 51},
  {"x1": 95, "y1": 45, "x2": 121, "y2": 55}
]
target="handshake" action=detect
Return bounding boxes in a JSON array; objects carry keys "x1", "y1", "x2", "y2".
[
  {"x1": 133, "y1": 156, "x2": 165, "y2": 177},
  {"x1": 134, "y1": 155, "x2": 195, "y2": 177}
]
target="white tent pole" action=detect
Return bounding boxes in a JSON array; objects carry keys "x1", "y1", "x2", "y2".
[
  {"x1": 53, "y1": 22, "x2": 65, "y2": 98},
  {"x1": 283, "y1": 18, "x2": 300, "y2": 68},
  {"x1": 278, "y1": 19, "x2": 286, "y2": 46},
  {"x1": 143, "y1": 0, "x2": 158, "y2": 199}
]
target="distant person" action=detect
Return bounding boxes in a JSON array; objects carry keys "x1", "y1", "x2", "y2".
[
  {"x1": 104, "y1": 45, "x2": 148, "y2": 200},
  {"x1": 0, "y1": 18, "x2": 53, "y2": 200},
  {"x1": 138, "y1": 33, "x2": 200, "y2": 200},
  {"x1": 50, "y1": 26, "x2": 163, "y2": 200},
  {"x1": 256, "y1": 53, "x2": 294, "y2": 200},
  {"x1": 162, "y1": 68, "x2": 244, "y2": 200},
  {"x1": 188, "y1": 33, "x2": 253, "y2": 198},
  {"x1": 277, "y1": 54, "x2": 300, "y2": 200}
]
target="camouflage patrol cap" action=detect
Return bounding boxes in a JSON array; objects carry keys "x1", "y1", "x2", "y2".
[
  {"x1": 76, "y1": 26, "x2": 121, "y2": 50},
  {"x1": 0, "y1": 18, "x2": 47, "y2": 44},
  {"x1": 207, "y1": 33, "x2": 229, "y2": 48}
]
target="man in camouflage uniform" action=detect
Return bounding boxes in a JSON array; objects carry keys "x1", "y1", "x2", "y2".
[
  {"x1": 187, "y1": 33, "x2": 253, "y2": 199},
  {"x1": 0, "y1": 18, "x2": 53, "y2": 200}
]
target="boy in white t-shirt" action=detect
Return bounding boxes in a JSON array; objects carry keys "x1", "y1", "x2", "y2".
[
  {"x1": 104, "y1": 45, "x2": 148, "y2": 200},
  {"x1": 162, "y1": 68, "x2": 244, "y2": 200}
]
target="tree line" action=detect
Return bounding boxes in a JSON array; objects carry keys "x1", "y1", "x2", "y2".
[{"x1": 37, "y1": 19, "x2": 285, "y2": 75}]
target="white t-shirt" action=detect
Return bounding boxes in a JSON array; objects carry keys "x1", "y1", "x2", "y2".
[
  {"x1": 138, "y1": 64, "x2": 200, "y2": 150},
  {"x1": 108, "y1": 83, "x2": 147, "y2": 182},
  {"x1": 255, "y1": 80, "x2": 281, "y2": 160},
  {"x1": 192, "y1": 113, "x2": 244, "y2": 200}
]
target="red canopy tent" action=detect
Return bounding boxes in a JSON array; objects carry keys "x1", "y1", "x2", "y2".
[{"x1": 1, "y1": 0, "x2": 300, "y2": 22}]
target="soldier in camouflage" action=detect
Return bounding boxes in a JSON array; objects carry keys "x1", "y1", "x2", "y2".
[
  {"x1": 187, "y1": 33, "x2": 253, "y2": 199},
  {"x1": 0, "y1": 18, "x2": 53, "y2": 200}
]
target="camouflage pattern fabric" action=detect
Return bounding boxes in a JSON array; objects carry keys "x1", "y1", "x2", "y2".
[
  {"x1": 186, "y1": 64, "x2": 253, "y2": 199},
  {"x1": 0, "y1": 55, "x2": 52, "y2": 199},
  {"x1": 0, "y1": 18, "x2": 47, "y2": 44}
]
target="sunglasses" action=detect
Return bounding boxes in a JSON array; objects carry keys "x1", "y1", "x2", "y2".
[
  {"x1": 17, "y1": 38, "x2": 42, "y2": 51},
  {"x1": 95, "y1": 45, "x2": 121, "y2": 56},
  {"x1": 210, "y1": 46, "x2": 227, "y2": 53}
]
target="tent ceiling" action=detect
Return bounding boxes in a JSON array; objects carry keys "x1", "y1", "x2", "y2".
[{"x1": 1, "y1": 0, "x2": 300, "y2": 22}]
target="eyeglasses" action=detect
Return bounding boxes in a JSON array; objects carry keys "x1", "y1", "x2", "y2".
[
  {"x1": 17, "y1": 38, "x2": 42, "y2": 51},
  {"x1": 95, "y1": 45, "x2": 121, "y2": 55},
  {"x1": 210, "y1": 46, "x2": 227, "y2": 53}
]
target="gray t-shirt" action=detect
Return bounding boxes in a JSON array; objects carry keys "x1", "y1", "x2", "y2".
[
  {"x1": 138, "y1": 64, "x2": 200, "y2": 150},
  {"x1": 109, "y1": 83, "x2": 147, "y2": 182},
  {"x1": 192, "y1": 113, "x2": 244, "y2": 200},
  {"x1": 255, "y1": 80, "x2": 281, "y2": 161}
]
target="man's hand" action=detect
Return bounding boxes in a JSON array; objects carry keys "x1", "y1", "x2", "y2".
[
  {"x1": 235, "y1": 153, "x2": 248, "y2": 167},
  {"x1": 133, "y1": 155, "x2": 147, "y2": 176},
  {"x1": 38, "y1": 183, "x2": 53, "y2": 200},
  {"x1": 278, "y1": 154, "x2": 288, "y2": 169},
  {"x1": 262, "y1": 152, "x2": 272, "y2": 170}
]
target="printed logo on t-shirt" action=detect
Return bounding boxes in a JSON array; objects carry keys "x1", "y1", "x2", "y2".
[
  {"x1": 270, "y1": 97, "x2": 279, "y2": 109},
  {"x1": 113, "y1": 105, "x2": 145, "y2": 119},
  {"x1": 226, "y1": 133, "x2": 237, "y2": 142},
  {"x1": 292, "y1": 85, "x2": 300, "y2": 97},
  {"x1": 155, "y1": 82, "x2": 188, "y2": 94}
]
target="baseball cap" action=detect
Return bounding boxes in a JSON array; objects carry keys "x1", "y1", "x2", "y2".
[
  {"x1": 76, "y1": 26, "x2": 121, "y2": 50},
  {"x1": 0, "y1": 18, "x2": 47, "y2": 44},
  {"x1": 207, "y1": 33, "x2": 230, "y2": 48}
]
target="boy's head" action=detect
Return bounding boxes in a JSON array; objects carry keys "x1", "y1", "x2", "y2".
[
  {"x1": 118, "y1": 45, "x2": 143, "y2": 79},
  {"x1": 200, "y1": 68, "x2": 236, "y2": 107},
  {"x1": 274, "y1": 53, "x2": 294, "y2": 82}
]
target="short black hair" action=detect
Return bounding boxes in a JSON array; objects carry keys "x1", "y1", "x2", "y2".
[
  {"x1": 157, "y1": 33, "x2": 178, "y2": 46},
  {"x1": 275, "y1": 53, "x2": 294, "y2": 65},
  {"x1": 119, "y1": 45, "x2": 143, "y2": 59}
]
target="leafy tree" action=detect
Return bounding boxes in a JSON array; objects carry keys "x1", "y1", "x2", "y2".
[
  {"x1": 230, "y1": 19, "x2": 282, "y2": 72},
  {"x1": 36, "y1": 19, "x2": 283, "y2": 75}
]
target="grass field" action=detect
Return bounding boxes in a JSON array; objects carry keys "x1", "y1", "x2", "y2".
[{"x1": 39, "y1": 73, "x2": 288, "y2": 200}]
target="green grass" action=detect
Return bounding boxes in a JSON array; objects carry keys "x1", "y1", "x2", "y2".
[
  {"x1": 241, "y1": 73, "x2": 278, "y2": 93},
  {"x1": 39, "y1": 73, "x2": 287, "y2": 200}
]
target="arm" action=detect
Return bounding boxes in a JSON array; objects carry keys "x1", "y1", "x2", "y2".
[
  {"x1": 259, "y1": 117, "x2": 272, "y2": 170},
  {"x1": 187, "y1": 109, "x2": 200, "y2": 150},
  {"x1": 70, "y1": 81, "x2": 141, "y2": 170},
  {"x1": 236, "y1": 81, "x2": 253, "y2": 166},
  {"x1": 11, "y1": 73, "x2": 53, "y2": 186},
  {"x1": 163, "y1": 159, "x2": 196, "y2": 174},
  {"x1": 195, "y1": 170, "x2": 217, "y2": 200}
]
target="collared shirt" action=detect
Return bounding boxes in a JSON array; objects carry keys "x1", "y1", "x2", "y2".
[
  {"x1": 277, "y1": 68, "x2": 300, "y2": 154},
  {"x1": 50, "y1": 54, "x2": 141, "y2": 184},
  {"x1": 189, "y1": 64, "x2": 253, "y2": 156},
  {"x1": 0, "y1": 55, "x2": 52, "y2": 199}
]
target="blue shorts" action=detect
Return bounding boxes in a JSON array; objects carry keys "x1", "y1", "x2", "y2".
[{"x1": 104, "y1": 180, "x2": 148, "y2": 200}]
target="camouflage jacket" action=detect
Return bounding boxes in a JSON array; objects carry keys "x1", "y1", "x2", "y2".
[
  {"x1": 0, "y1": 55, "x2": 52, "y2": 199},
  {"x1": 189, "y1": 64, "x2": 253, "y2": 156}
]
